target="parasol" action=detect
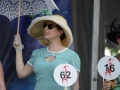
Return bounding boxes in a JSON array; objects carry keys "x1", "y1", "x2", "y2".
[{"x1": 0, "y1": 0, "x2": 59, "y2": 33}]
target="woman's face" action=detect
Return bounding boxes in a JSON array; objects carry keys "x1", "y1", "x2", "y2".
[
  {"x1": 43, "y1": 21, "x2": 63, "y2": 40},
  {"x1": 116, "y1": 38, "x2": 120, "y2": 46},
  {"x1": 117, "y1": 54, "x2": 120, "y2": 61}
]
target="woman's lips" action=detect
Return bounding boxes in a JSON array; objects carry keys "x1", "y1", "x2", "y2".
[{"x1": 44, "y1": 32, "x2": 49, "y2": 35}]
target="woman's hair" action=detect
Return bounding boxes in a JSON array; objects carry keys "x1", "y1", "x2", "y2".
[{"x1": 57, "y1": 25, "x2": 66, "y2": 41}]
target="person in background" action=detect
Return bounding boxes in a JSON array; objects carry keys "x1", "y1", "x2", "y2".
[
  {"x1": 0, "y1": 61, "x2": 6, "y2": 90},
  {"x1": 13, "y1": 15, "x2": 81, "y2": 90},
  {"x1": 102, "y1": 27, "x2": 120, "y2": 90}
]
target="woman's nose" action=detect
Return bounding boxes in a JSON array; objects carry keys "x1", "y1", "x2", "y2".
[
  {"x1": 44, "y1": 25, "x2": 48, "y2": 30},
  {"x1": 43, "y1": 27, "x2": 48, "y2": 32}
]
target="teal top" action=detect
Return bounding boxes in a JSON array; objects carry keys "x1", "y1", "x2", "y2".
[
  {"x1": 110, "y1": 75, "x2": 120, "y2": 90},
  {"x1": 111, "y1": 55, "x2": 120, "y2": 90},
  {"x1": 27, "y1": 47, "x2": 81, "y2": 90}
]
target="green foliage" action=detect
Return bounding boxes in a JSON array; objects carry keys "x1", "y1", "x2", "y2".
[
  {"x1": 105, "y1": 43, "x2": 119, "y2": 56},
  {"x1": 40, "y1": 9, "x2": 52, "y2": 16},
  {"x1": 27, "y1": 9, "x2": 52, "y2": 19},
  {"x1": 28, "y1": 14, "x2": 34, "y2": 19}
]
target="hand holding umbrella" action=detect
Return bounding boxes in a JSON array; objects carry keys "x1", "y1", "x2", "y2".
[{"x1": 13, "y1": 33, "x2": 24, "y2": 52}]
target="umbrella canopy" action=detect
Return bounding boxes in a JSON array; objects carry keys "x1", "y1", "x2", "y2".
[{"x1": 0, "y1": 0, "x2": 59, "y2": 21}]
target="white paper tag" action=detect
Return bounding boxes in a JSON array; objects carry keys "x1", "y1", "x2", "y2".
[
  {"x1": 97, "y1": 56, "x2": 120, "y2": 80},
  {"x1": 54, "y1": 64, "x2": 77, "y2": 87}
]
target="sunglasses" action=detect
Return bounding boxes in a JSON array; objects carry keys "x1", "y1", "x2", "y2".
[{"x1": 43, "y1": 23, "x2": 57, "y2": 30}]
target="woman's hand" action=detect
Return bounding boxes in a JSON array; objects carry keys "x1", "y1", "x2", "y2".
[
  {"x1": 13, "y1": 33, "x2": 24, "y2": 52},
  {"x1": 102, "y1": 80, "x2": 111, "y2": 90}
]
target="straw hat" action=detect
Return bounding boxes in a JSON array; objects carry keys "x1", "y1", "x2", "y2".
[{"x1": 27, "y1": 15, "x2": 73, "y2": 47}]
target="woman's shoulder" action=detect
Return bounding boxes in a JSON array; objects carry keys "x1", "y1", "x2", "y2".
[
  {"x1": 63, "y1": 48, "x2": 80, "y2": 58},
  {"x1": 66, "y1": 48, "x2": 78, "y2": 55}
]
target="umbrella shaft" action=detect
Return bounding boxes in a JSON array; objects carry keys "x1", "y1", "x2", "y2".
[{"x1": 17, "y1": 0, "x2": 21, "y2": 33}]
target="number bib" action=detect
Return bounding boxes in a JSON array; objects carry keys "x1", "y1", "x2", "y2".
[
  {"x1": 53, "y1": 64, "x2": 77, "y2": 87},
  {"x1": 97, "y1": 56, "x2": 120, "y2": 80}
]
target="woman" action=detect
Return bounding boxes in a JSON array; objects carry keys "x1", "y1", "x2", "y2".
[
  {"x1": 0, "y1": 61, "x2": 6, "y2": 90},
  {"x1": 102, "y1": 27, "x2": 120, "y2": 90},
  {"x1": 13, "y1": 15, "x2": 81, "y2": 90},
  {"x1": 102, "y1": 54, "x2": 120, "y2": 90}
]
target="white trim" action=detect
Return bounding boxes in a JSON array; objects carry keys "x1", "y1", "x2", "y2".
[
  {"x1": 47, "y1": 47, "x2": 68, "y2": 53},
  {"x1": 27, "y1": 61, "x2": 33, "y2": 67}
]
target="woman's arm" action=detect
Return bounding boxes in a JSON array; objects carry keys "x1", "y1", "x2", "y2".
[
  {"x1": 0, "y1": 62, "x2": 6, "y2": 90},
  {"x1": 71, "y1": 72, "x2": 80, "y2": 90},
  {"x1": 13, "y1": 33, "x2": 33, "y2": 78},
  {"x1": 16, "y1": 51, "x2": 33, "y2": 78}
]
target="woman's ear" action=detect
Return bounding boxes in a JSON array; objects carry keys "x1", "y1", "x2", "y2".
[{"x1": 58, "y1": 30, "x2": 64, "y2": 36}]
